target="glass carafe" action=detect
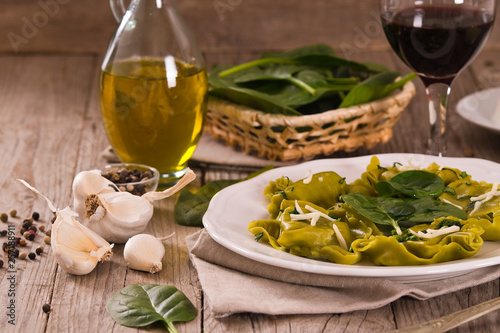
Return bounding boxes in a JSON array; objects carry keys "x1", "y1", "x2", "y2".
[{"x1": 100, "y1": 0, "x2": 208, "y2": 186}]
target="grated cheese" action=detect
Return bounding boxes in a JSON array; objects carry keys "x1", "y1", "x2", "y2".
[
  {"x1": 442, "y1": 198, "x2": 463, "y2": 209},
  {"x1": 470, "y1": 183, "x2": 500, "y2": 215},
  {"x1": 409, "y1": 225, "x2": 460, "y2": 239},
  {"x1": 302, "y1": 170, "x2": 313, "y2": 184},
  {"x1": 289, "y1": 204, "x2": 347, "y2": 250},
  {"x1": 332, "y1": 223, "x2": 348, "y2": 250}
]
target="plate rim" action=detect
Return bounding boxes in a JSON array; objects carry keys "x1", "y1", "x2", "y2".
[{"x1": 456, "y1": 86, "x2": 500, "y2": 134}]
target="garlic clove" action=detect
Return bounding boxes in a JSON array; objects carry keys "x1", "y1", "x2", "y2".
[
  {"x1": 51, "y1": 210, "x2": 113, "y2": 275},
  {"x1": 17, "y1": 180, "x2": 114, "y2": 275},
  {"x1": 73, "y1": 170, "x2": 116, "y2": 220},
  {"x1": 123, "y1": 234, "x2": 171, "y2": 273},
  {"x1": 84, "y1": 191, "x2": 153, "y2": 244}
]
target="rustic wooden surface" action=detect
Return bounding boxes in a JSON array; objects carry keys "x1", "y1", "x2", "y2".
[{"x1": 1, "y1": 1, "x2": 500, "y2": 332}]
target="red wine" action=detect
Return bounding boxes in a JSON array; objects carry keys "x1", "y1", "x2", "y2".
[{"x1": 381, "y1": 6, "x2": 494, "y2": 85}]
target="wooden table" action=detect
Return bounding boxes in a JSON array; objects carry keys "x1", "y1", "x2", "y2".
[{"x1": 1, "y1": 1, "x2": 500, "y2": 332}]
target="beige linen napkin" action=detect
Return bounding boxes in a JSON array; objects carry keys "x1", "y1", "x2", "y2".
[{"x1": 186, "y1": 229, "x2": 500, "y2": 318}]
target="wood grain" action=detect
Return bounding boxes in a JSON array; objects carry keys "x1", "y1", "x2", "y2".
[{"x1": 1, "y1": 0, "x2": 500, "y2": 55}]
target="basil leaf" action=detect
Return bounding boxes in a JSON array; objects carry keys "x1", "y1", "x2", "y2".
[
  {"x1": 376, "y1": 170, "x2": 445, "y2": 198},
  {"x1": 175, "y1": 166, "x2": 273, "y2": 227},
  {"x1": 106, "y1": 284, "x2": 197, "y2": 333}
]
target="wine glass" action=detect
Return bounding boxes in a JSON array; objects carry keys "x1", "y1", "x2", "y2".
[{"x1": 380, "y1": 0, "x2": 496, "y2": 155}]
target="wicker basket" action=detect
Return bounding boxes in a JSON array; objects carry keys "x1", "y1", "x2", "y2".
[{"x1": 205, "y1": 81, "x2": 416, "y2": 161}]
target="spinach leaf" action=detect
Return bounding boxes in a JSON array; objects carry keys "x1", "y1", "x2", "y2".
[
  {"x1": 174, "y1": 179, "x2": 238, "y2": 227},
  {"x1": 343, "y1": 193, "x2": 467, "y2": 232},
  {"x1": 338, "y1": 71, "x2": 417, "y2": 108},
  {"x1": 209, "y1": 66, "x2": 301, "y2": 116},
  {"x1": 219, "y1": 44, "x2": 375, "y2": 77},
  {"x1": 106, "y1": 284, "x2": 197, "y2": 333},
  {"x1": 209, "y1": 44, "x2": 416, "y2": 115},
  {"x1": 376, "y1": 170, "x2": 445, "y2": 198},
  {"x1": 403, "y1": 197, "x2": 467, "y2": 223},
  {"x1": 175, "y1": 166, "x2": 273, "y2": 227},
  {"x1": 342, "y1": 193, "x2": 402, "y2": 234}
]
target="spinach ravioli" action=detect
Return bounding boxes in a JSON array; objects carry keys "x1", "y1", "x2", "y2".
[{"x1": 249, "y1": 156, "x2": 499, "y2": 266}]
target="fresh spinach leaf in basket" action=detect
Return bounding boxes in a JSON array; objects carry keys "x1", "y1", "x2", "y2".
[{"x1": 209, "y1": 44, "x2": 416, "y2": 115}]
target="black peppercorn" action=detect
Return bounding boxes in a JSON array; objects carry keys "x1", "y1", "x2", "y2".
[
  {"x1": 35, "y1": 247, "x2": 43, "y2": 255},
  {"x1": 42, "y1": 304, "x2": 51, "y2": 313},
  {"x1": 0, "y1": 259, "x2": 3, "y2": 269},
  {"x1": 28, "y1": 252, "x2": 36, "y2": 260},
  {"x1": 26, "y1": 233, "x2": 35, "y2": 241},
  {"x1": 32, "y1": 212, "x2": 40, "y2": 221},
  {"x1": 13, "y1": 249, "x2": 19, "y2": 258},
  {"x1": 0, "y1": 230, "x2": 6, "y2": 237}
]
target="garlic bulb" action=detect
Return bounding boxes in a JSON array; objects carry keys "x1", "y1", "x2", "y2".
[
  {"x1": 123, "y1": 233, "x2": 173, "y2": 273},
  {"x1": 17, "y1": 179, "x2": 113, "y2": 275},
  {"x1": 72, "y1": 168, "x2": 196, "y2": 244}
]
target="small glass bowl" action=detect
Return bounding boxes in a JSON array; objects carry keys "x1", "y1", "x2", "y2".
[{"x1": 101, "y1": 163, "x2": 160, "y2": 195}]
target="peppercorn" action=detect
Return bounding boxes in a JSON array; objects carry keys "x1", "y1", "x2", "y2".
[
  {"x1": 32, "y1": 212, "x2": 40, "y2": 221},
  {"x1": 28, "y1": 252, "x2": 36, "y2": 260},
  {"x1": 45, "y1": 230, "x2": 51, "y2": 237},
  {"x1": 29, "y1": 226, "x2": 37, "y2": 233},
  {"x1": 0, "y1": 213, "x2": 7, "y2": 222},
  {"x1": 22, "y1": 220, "x2": 32, "y2": 230},
  {"x1": 0, "y1": 230, "x2": 6, "y2": 236},
  {"x1": 13, "y1": 249, "x2": 19, "y2": 258},
  {"x1": 42, "y1": 304, "x2": 51, "y2": 314},
  {"x1": 9, "y1": 209, "x2": 17, "y2": 217},
  {"x1": 44, "y1": 236, "x2": 51, "y2": 244},
  {"x1": 50, "y1": 215, "x2": 56, "y2": 224},
  {"x1": 35, "y1": 247, "x2": 43, "y2": 255},
  {"x1": 39, "y1": 225, "x2": 45, "y2": 232},
  {"x1": 23, "y1": 231, "x2": 30, "y2": 238},
  {"x1": 20, "y1": 227, "x2": 26, "y2": 234},
  {"x1": 0, "y1": 259, "x2": 3, "y2": 268},
  {"x1": 19, "y1": 252, "x2": 27, "y2": 260},
  {"x1": 19, "y1": 239, "x2": 27, "y2": 246},
  {"x1": 14, "y1": 237, "x2": 20, "y2": 244}
]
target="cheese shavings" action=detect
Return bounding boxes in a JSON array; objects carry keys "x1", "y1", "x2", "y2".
[
  {"x1": 289, "y1": 203, "x2": 347, "y2": 250},
  {"x1": 469, "y1": 183, "x2": 500, "y2": 216},
  {"x1": 302, "y1": 170, "x2": 314, "y2": 184},
  {"x1": 395, "y1": 156, "x2": 423, "y2": 172},
  {"x1": 409, "y1": 225, "x2": 460, "y2": 239},
  {"x1": 442, "y1": 198, "x2": 463, "y2": 209}
]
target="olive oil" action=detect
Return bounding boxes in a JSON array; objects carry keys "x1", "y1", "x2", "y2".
[{"x1": 100, "y1": 58, "x2": 208, "y2": 179}]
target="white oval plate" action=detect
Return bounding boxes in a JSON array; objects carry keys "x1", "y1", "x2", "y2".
[
  {"x1": 203, "y1": 154, "x2": 500, "y2": 283},
  {"x1": 456, "y1": 87, "x2": 500, "y2": 134}
]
